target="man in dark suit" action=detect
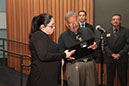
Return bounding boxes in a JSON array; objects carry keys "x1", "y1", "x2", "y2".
[
  {"x1": 78, "y1": 10, "x2": 94, "y2": 32},
  {"x1": 104, "y1": 14, "x2": 129, "y2": 86}
]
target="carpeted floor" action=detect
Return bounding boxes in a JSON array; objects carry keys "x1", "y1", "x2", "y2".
[
  {"x1": 0, "y1": 58, "x2": 68, "y2": 86},
  {"x1": 0, "y1": 66, "x2": 28, "y2": 86},
  {"x1": 0, "y1": 83, "x2": 9, "y2": 86},
  {"x1": 0, "y1": 58, "x2": 28, "y2": 86}
]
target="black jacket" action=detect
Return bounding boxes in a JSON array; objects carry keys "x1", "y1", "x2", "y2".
[{"x1": 104, "y1": 26, "x2": 129, "y2": 63}]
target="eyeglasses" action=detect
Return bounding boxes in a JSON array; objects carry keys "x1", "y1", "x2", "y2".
[
  {"x1": 68, "y1": 19, "x2": 78, "y2": 26},
  {"x1": 112, "y1": 19, "x2": 120, "y2": 21},
  {"x1": 47, "y1": 24, "x2": 55, "y2": 28}
]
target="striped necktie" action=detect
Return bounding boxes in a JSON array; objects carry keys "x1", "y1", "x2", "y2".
[{"x1": 114, "y1": 29, "x2": 118, "y2": 39}]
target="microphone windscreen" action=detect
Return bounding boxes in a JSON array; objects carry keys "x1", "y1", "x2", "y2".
[{"x1": 96, "y1": 25, "x2": 101, "y2": 30}]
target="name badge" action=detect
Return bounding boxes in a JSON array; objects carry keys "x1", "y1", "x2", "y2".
[{"x1": 106, "y1": 33, "x2": 111, "y2": 37}]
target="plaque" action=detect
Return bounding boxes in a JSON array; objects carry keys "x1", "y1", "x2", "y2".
[{"x1": 68, "y1": 37, "x2": 94, "y2": 60}]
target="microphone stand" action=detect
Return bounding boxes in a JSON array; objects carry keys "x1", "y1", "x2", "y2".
[{"x1": 99, "y1": 32, "x2": 105, "y2": 86}]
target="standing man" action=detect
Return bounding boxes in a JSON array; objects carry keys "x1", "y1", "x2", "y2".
[
  {"x1": 104, "y1": 14, "x2": 129, "y2": 86},
  {"x1": 78, "y1": 10, "x2": 94, "y2": 32},
  {"x1": 58, "y1": 11, "x2": 98, "y2": 86}
]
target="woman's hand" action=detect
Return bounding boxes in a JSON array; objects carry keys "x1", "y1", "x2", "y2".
[{"x1": 64, "y1": 49, "x2": 76, "y2": 59}]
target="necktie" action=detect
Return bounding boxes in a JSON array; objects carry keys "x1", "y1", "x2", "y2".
[
  {"x1": 76, "y1": 33, "x2": 82, "y2": 41},
  {"x1": 82, "y1": 24, "x2": 85, "y2": 27},
  {"x1": 114, "y1": 29, "x2": 118, "y2": 39},
  {"x1": 75, "y1": 33, "x2": 87, "y2": 48},
  {"x1": 115, "y1": 29, "x2": 118, "y2": 32}
]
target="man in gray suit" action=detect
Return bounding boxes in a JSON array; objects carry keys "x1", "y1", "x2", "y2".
[{"x1": 104, "y1": 14, "x2": 129, "y2": 86}]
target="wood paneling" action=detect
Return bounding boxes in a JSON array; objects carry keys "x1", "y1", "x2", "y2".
[{"x1": 6, "y1": 0, "x2": 94, "y2": 54}]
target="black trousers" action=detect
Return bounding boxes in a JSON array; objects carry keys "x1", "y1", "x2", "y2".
[{"x1": 106, "y1": 62, "x2": 128, "y2": 86}]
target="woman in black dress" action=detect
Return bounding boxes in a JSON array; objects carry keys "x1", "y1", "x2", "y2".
[{"x1": 26, "y1": 13, "x2": 75, "y2": 86}]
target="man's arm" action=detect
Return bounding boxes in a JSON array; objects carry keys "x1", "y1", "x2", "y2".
[{"x1": 119, "y1": 29, "x2": 129, "y2": 56}]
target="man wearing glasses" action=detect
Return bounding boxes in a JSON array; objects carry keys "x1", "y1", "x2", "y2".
[
  {"x1": 58, "y1": 11, "x2": 98, "y2": 86},
  {"x1": 104, "y1": 14, "x2": 129, "y2": 86}
]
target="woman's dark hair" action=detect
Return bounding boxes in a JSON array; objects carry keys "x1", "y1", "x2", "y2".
[{"x1": 29, "y1": 13, "x2": 53, "y2": 38}]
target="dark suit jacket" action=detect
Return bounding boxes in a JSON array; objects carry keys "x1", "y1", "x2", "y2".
[
  {"x1": 104, "y1": 26, "x2": 129, "y2": 63},
  {"x1": 85, "y1": 22, "x2": 94, "y2": 32},
  {"x1": 79, "y1": 22, "x2": 94, "y2": 32}
]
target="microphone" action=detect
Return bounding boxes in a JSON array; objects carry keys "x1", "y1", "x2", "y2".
[{"x1": 96, "y1": 25, "x2": 106, "y2": 33}]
